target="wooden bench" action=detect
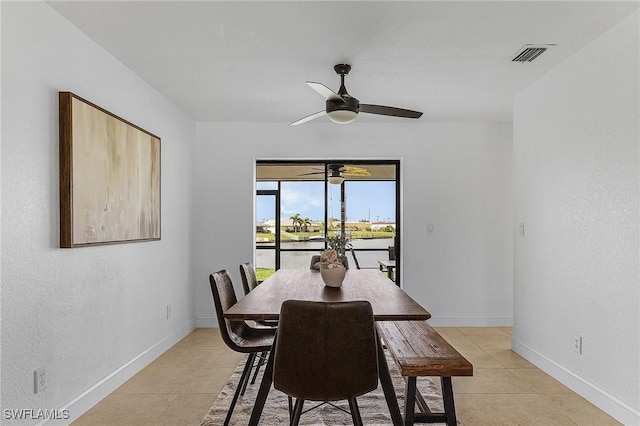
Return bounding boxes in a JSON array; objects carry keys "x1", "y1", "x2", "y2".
[{"x1": 376, "y1": 321, "x2": 473, "y2": 426}]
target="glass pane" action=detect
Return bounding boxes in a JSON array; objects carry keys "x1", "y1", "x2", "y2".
[
  {"x1": 281, "y1": 181, "x2": 325, "y2": 245},
  {"x1": 256, "y1": 195, "x2": 276, "y2": 246},
  {"x1": 343, "y1": 179, "x2": 396, "y2": 268},
  {"x1": 257, "y1": 181, "x2": 278, "y2": 190},
  {"x1": 345, "y1": 180, "x2": 395, "y2": 224},
  {"x1": 255, "y1": 249, "x2": 276, "y2": 281},
  {"x1": 345, "y1": 180, "x2": 395, "y2": 239}
]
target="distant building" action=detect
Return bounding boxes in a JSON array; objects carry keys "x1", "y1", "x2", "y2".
[
  {"x1": 256, "y1": 221, "x2": 270, "y2": 233},
  {"x1": 330, "y1": 220, "x2": 371, "y2": 231},
  {"x1": 371, "y1": 221, "x2": 396, "y2": 230}
]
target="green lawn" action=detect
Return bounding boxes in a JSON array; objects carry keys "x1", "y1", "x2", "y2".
[
  {"x1": 349, "y1": 230, "x2": 395, "y2": 239},
  {"x1": 256, "y1": 267, "x2": 276, "y2": 282}
]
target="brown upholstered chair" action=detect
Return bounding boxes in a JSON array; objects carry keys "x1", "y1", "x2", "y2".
[
  {"x1": 239, "y1": 262, "x2": 259, "y2": 296},
  {"x1": 239, "y1": 263, "x2": 278, "y2": 333},
  {"x1": 273, "y1": 300, "x2": 379, "y2": 425},
  {"x1": 209, "y1": 270, "x2": 275, "y2": 426},
  {"x1": 238, "y1": 262, "x2": 276, "y2": 384},
  {"x1": 310, "y1": 255, "x2": 321, "y2": 270}
]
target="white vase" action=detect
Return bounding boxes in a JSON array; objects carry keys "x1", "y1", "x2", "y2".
[{"x1": 320, "y1": 266, "x2": 346, "y2": 288}]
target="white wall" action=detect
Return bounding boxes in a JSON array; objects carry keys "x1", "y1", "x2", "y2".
[
  {"x1": 513, "y1": 11, "x2": 639, "y2": 424},
  {"x1": 1, "y1": 3, "x2": 196, "y2": 423},
  {"x1": 194, "y1": 121, "x2": 513, "y2": 327}
]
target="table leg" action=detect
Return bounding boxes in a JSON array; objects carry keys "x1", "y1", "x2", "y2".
[
  {"x1": 248, "y1": 342, "x2": 276, "y2": 426},
  {"x1": 377, "y1": 331, "x2": 403, "y2": 426}
]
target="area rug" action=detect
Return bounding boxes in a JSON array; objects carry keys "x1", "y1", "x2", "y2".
[{"x1": 201, "y1": 350, "x2": 460, "y2": 426}]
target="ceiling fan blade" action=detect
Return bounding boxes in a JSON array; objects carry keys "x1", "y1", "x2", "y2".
[
  {"x1": 306, "y1": 82, "x2": 344, "y2": 102},
  {"x1": 359, "y1": 104, "x2": 423, "y2": 119},
  {"x1": 297, "y1": 171, "x2": 325, "y2": 176},
  {"x1": 290, "y1": 110, "x2": 326, "y2": 126},
  {"x1": 341, "y1": 166, "x2": 371, "y2": 177}
]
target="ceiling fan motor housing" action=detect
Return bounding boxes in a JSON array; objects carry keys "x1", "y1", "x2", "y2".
[{"x1": 326, "y1": 96, "x2": 359, "y2": 114}]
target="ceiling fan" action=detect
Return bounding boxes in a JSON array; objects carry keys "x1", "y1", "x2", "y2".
[
  {"x1": 291, "y1": 64, "x2": 423, "y2": 126},
  {"x1": 298, "y1": 164, "x2": 371, "y2": 184}
]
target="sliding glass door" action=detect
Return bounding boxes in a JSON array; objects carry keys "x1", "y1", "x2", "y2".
[{"x1": 255, "y1": 160, "x2": 400, "y2": 285}]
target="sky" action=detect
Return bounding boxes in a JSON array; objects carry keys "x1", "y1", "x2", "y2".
[{"x1": 257, "y1": 181, "x2": 396, "y2": 224}]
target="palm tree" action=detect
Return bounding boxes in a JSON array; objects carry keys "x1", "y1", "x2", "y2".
[
  {"x1": 289, "y1": 213, "x2": 301, "y2": 233},
  {"x1": 302, "y1": 217, "x2": 311, "y2": 232}
]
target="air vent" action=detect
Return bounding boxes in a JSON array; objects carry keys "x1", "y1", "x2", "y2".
[{"x1": 512, "y1": 44, "x2": 555, "y2": 63}]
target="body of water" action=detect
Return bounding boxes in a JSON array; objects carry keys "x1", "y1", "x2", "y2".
[{"x1": 256, "y1": 238, "x2": 394, "y2": 270}]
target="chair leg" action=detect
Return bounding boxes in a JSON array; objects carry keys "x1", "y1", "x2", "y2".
[
  {"x1": 291, "y1": 399, "x2": 304, "y2": 426},
  {"x1": 288, "y1": 396, "x2": 293, "y2": 423},
  {"x1": 250, "y1": 351, "x2": 268, "y2": 384},
  {"x1": 248, "y1": 343, "x2": 276, "y2": 426},
  {"x1": 240, "y1": 353, "x2": 257, "y2": 396},
  {"x1": 348, "y1": 398, "x2": 363, "y2": 426},
  {"x1": 224, "y1": 352, "x2": 255, "y2": 426}
]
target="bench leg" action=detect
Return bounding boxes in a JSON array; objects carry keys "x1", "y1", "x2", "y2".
[
  {"x1": 409, "y1": 377, "x2": 454, "y2": 425},
  {"x1": 441, "y1": 377, "x2": 457, "y2": 426},
  {"x1": 415, "y1": 390, "x2": 431, "y2": 416},
  {"x1": 404, "y1": 376, "x2": 417, "y2": 425}
]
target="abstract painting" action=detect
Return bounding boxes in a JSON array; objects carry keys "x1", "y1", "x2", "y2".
[{"x1": 59, "y1": 92, "x2": 161, "y2": 247}]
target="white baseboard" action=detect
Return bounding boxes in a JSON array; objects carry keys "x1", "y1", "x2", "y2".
[
  {"x1": 427, "y1": 315, "x2": 513, "y2": 327},
  {"x1": 40, "y1": 320, "x2": 196, "y2": 426},
  {"x1": 196, "y1": 315, "x2": 218, "y2": 328},
  {"x1": 512, "y1": 336, "x2": 640, "y2": 425}
]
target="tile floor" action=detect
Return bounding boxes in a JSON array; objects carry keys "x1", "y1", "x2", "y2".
[{"x1": 73, "y1": 327, "x2": 620, "y2": 425}]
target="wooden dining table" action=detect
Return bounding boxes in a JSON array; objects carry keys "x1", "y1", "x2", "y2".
[{"x1": 224, "y1": 268, "x2": 431, "y2": 426}]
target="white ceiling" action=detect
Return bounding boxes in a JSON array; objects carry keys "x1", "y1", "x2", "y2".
[{"x1": 48, "y1": 1, "x2": 638, "y2": 124}]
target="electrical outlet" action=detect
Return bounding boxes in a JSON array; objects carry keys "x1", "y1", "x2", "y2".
[
  {"x1": 34, "y1": 366, "x2": 47, "y2": 394},
  {"x1": 519, "y1": 222, "x2": 525, "y2": 237},
  {"x1": 572, "y1": 335, "x2": 582, "y2": 354},
  {"x1": 166, "y1": 304, "x2": 172, "y2": 320}
]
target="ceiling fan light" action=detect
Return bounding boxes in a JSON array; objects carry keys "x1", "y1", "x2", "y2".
[
  {"x1": 327, "y1": 109, "x2": 357, "y2": 124},
  {"x1": 328, "y1": 175, "x2": 345, "y2": 185}
]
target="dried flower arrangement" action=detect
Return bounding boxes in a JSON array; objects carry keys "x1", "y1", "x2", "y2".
[{"x1": 315, "y1": 248, "x2": 344, "y2": 269}]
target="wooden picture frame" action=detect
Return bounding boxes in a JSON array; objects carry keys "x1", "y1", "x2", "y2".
[{"x1": 59, "y1": 92, "x2": 161, "y2": 248}]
